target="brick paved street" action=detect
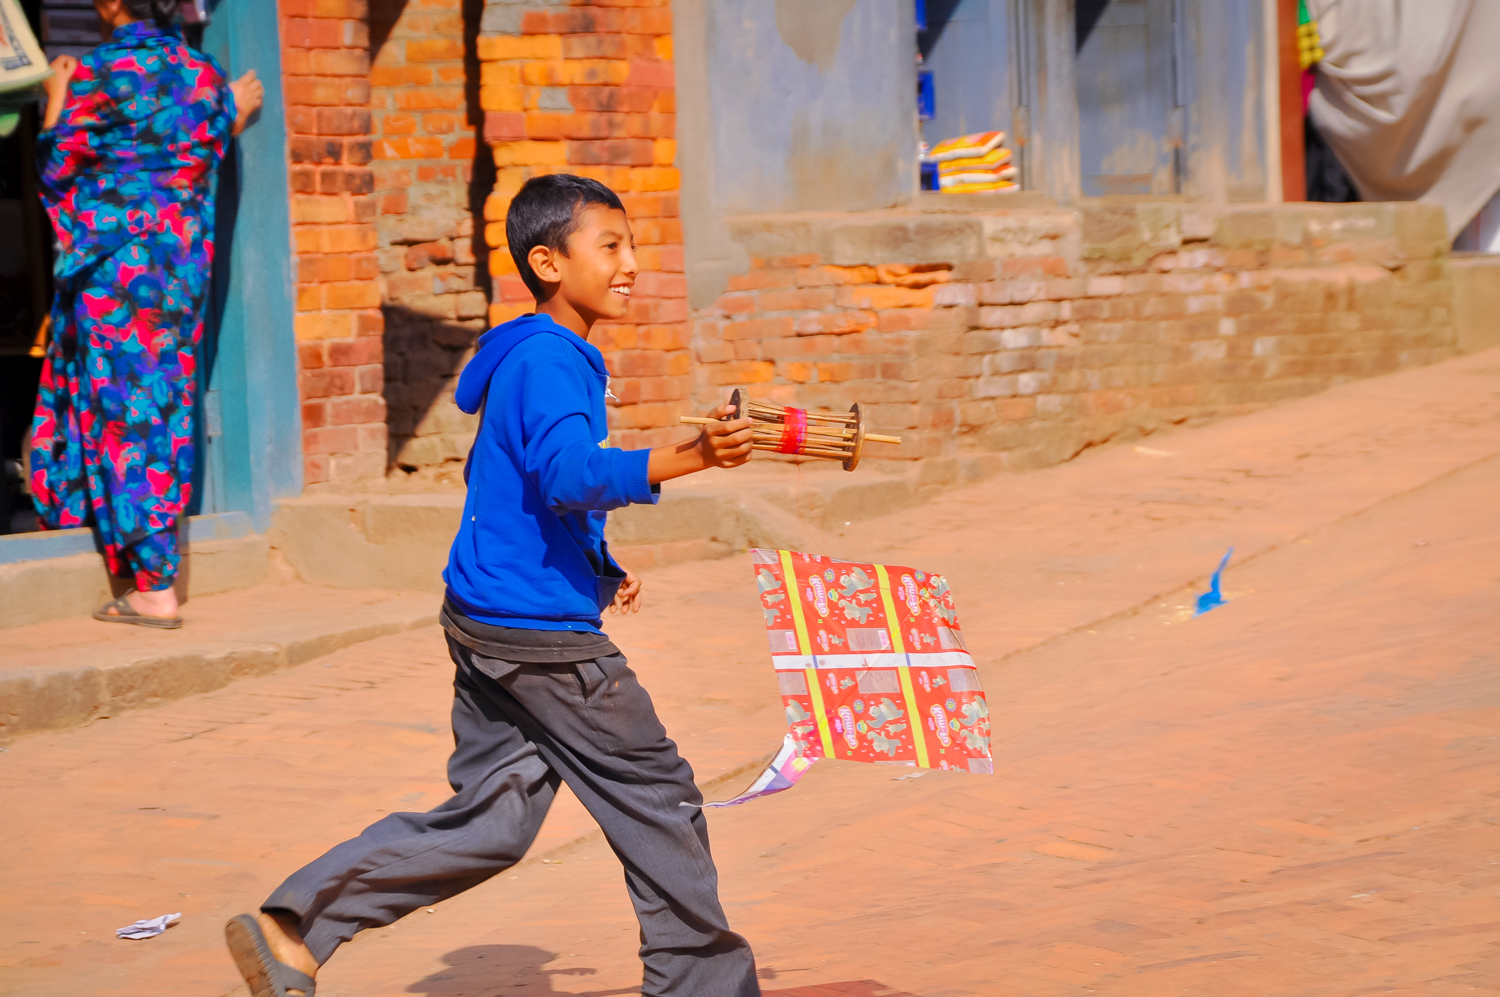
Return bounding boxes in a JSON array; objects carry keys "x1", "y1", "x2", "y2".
[{"x1": 2, "y1": 353, "x2": 1498, "y2": 996}]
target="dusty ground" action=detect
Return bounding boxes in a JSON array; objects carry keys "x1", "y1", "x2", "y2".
[{"x1": 1, "y1": 351, "x2": 1498, "y2": 996}]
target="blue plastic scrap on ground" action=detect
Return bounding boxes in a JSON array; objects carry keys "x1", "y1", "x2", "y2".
[{"x1": 1194, "y1": 548, "x2": 1234, "y2": 616}]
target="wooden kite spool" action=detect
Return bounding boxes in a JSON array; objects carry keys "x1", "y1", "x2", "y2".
[{"x1": 679, "y1": 388, "x2": 902, "y2": 471}]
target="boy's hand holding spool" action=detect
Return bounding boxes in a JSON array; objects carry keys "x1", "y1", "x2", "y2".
[
  {"x1": 647, "y1": 404, "x2": 753, "y2": 482},
  {"x1": 695, "y1": 404, "x2": 755, "y2": 469}
]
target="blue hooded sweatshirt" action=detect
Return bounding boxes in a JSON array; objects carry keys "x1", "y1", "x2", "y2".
[{"x1": 443, "y1": 313, "x2": 658, "y2": 632}]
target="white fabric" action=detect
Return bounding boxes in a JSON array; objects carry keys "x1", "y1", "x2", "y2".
[{"x1": 1308, "y1": 0, "x2": 1500, "y2": 239}]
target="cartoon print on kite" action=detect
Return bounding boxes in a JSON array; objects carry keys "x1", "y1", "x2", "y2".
[{"x1": 757, "y1": 567, "x2": 787, "y2": 628}]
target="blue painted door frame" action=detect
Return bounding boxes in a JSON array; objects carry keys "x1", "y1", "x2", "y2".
[{"x1": 196, "y1": 0, "x2": 301, "y2": 533}]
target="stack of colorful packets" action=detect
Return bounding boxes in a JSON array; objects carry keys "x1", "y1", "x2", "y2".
[{"x1": 923, "y1": 130, "x2": 1020, "y2": 194}]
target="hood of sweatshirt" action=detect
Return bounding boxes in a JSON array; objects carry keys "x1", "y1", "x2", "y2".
[{"x1": 453, "y1": 313, "x2": 608, "y2": 415}]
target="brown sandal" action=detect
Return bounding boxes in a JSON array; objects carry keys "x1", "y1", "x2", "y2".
[{"x1": 92, "y1": 594, "x2": 183, "y2": 629}]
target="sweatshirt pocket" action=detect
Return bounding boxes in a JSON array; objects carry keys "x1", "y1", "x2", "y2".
[{"x1": 594, "y1": 542, "x2": 627, "y2": 610}]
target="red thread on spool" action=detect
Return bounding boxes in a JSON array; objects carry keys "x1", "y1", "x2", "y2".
[{"x1": 777, "y1": 407, "x2": 808, "y2": 453}]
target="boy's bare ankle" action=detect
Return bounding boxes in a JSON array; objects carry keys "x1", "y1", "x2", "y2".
[{"x1": 256, "y1": 911, "x2": 318, "y2": 977}]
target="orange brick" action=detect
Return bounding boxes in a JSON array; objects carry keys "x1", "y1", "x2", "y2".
[
  {"x1": 324, "y1": 281, "x2": 382, "y2": 309},
  {"x1": 524, "y1": 112, "x2": 570, "y2": 140},
  {"x1": 492, "y1": 140, "x2": 568, "y2": 167},
  {"x1": 295, "y1": 312, "x2": 357, "y2": 341},
  {"x1": 836, "y1": 285, "x2": 934, "y2": 309},
  {"x1": 309, "y1": 48, "x2": 369, "y2": 77},
  {"x1": 653, "y1": 138, "x2": 675, "y2": 165},
  {"x1": 322, "y1": 224, "x2": 378, "y2": 253},
  {"x1": 406, "y1": 38, "x2": 466, "y2": 62},
  {"x1": 480, "y1": 85, "x2": 526, "y2": 112},
  {"x1": 522, "y1": 59, "x2": 630, "y2": 87},
  {"x1": 633, "y1": 218, "x2": 683, "y2": 245},
  {"x1": 485, "y1": 222, "x2": 508, "y2": 252},
  {"x1": 479, "y1": 63, "x2": 520, "y2": 90},
  {"x1": 624, "y1": 8, "x2": 672, "y2": 34},
  {"x1": 815, "y1": 361, "x2": 877, "y2": 383},
  {"x1": 490, "y1": 301, "x2": 535, "y2": 325},
  {"x1": 293, "y1": 227, "x2": 322, "y2": 254},
  {"x1": 798, "y1": 265, "x2": 879, "y2": 286},
  {"x1": 296, "y1": 283, "x2": 322, "y2": 311},
  {"x1": 423, "y1": 113, "x2": 459, "y2": 134},
  {"x1": 290, "y1": 195, "x2": 348, "y2": 224},
  {"x1": 627, "y1": 166, "x2": 680, "y2": 192},
  {"x1": 298, "y1": 254, "x2": 353, "y2": 283},
  {"x1": 725, "y1": 317, "x2": 793, "y2": 341},
  {"x1": 569, "y1": 86, "x2": 655, "y2": 113},
  {"x1": 564, "y1": 34, "x2": 630, "y2": 60},
  {"x1": 382, "y1": 112, "x2": 417, "y2": 135},
  {"x1": 794, "y1": 311, "x2": 877, "y2": 336},
  {"x1": 707, "y1": 360, "x2": 775, "y2": 385},
  {"x1": 375, "y1": 137, "x2": 446, "y2": 160},
  {"x1": 370, "y1": 64, "x2": 435, "y2": 88},
  {"x1": 394, "y1": 88, "x2": 464, "y2": 111},
  {"x1": 476, "y1": 34, "x2": 563, "y2": 61},
  {"x1": 758, "y1": 288, "x2": 836, "y2": 312}
]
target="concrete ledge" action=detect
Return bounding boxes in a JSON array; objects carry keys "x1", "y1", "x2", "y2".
[
  {"x1": 1453, "y1": 254, "x2": 1500, "y2": 353},
  {"x1": 271, "y1": 463, "x2": 929, "y2": 592},
  {"x1": 0, "y1": 524, "x2": 270, "y2": 629},
  {"x1": 0, "y1": 581, "x2": 439, "y2": 739}
]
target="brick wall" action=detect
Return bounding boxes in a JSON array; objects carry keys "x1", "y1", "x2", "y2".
[
  {"x1": 280, "y1": 0, "x2": 387, "y2": 489},
  {"x1": 696, "y1": 202, "x2": 1457, "y2": 484},
  {"x1": 371, "y1": 0, "x2": 492, "y2": 479},
  {"x1": 478, "y1": 0, "x2": 686, "y2": 451}
]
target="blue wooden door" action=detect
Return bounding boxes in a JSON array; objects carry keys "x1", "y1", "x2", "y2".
[
  {"x1": 1075, "y1": 0, "x2": 1179, "y2": 196},
  {"x1": 918, "y1": 0, "x2": 1014, "y2": 150},
  {"x1": 191, "y1": 0, "x2": 301, "y2": 530}
]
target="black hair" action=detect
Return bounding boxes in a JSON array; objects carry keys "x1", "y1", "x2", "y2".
[
  {"x1": 506, "y1": 173, "x2": 625, "y2": 298},
  {"x1": 121, "y1": 0, "x2": 178, "y2": 29}
]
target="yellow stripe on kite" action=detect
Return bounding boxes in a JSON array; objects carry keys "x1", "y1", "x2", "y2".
[
  {"x1": 875, "y1": 564, "x2": 931, "y2": 769},
  {"x1": 780, "y1": 550, "x2": 835, "y2": 757},
  {"x1": 873, "y1": 564, "x2": 906, "y2": 653}
]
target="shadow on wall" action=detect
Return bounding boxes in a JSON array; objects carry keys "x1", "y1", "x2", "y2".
[
  {"x1": 381, "y1": 302, "x2": 481, "y2": 480},
  {"x1": 370, "y1": 0, "x2": 496, "y2": 478}
]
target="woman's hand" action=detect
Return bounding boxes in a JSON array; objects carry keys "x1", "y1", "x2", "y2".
[
  {"x1": 229, "y1": 70, "x2": 264, "y2": 135},
  {"x1": 41, "y1": 55, "x2": 79, "y2": 130},
  {"x1": 610, "y1": 570, "x2": 644, "y2": 615}
]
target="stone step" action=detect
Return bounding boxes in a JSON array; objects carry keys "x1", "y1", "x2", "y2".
[{"x1": 0, "y1": 581, "x2": 438, "y2": 739}]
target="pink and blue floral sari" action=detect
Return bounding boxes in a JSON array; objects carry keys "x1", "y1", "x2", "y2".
[{"x1": 29, "y1": 21, "x2": 235, "y2": 592}]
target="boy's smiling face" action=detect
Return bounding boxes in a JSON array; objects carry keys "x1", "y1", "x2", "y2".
[{"x1": 528, "y1": 203, "x2": 638, "y2": 334}]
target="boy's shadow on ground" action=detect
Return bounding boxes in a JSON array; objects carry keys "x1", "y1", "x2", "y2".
[
  {"x1": 407, "y1": 946, "x2": 630, "y2": 997},
  {"x1": 409, "y1": 946, "x2": 914, "y2": 997}
]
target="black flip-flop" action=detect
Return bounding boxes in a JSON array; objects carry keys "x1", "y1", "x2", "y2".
[
  {"x1": 224, "y1": 914, "x2": 317, "y2": 997},
  {"x1": 92, "y1": 594, "x2": 183, "y2": 629}
]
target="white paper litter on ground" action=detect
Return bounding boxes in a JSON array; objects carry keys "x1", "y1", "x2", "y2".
[{"x1": 115, "y1": 912, "x2": 181, "y2": 940}]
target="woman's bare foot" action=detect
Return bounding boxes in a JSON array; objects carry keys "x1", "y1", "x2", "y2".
[
  {"x1": 120, "y1": 587, "x2": 179, "y2": 619},
  {"x1": 257, "y1": 912, "x2": 318, "y2": 993}
]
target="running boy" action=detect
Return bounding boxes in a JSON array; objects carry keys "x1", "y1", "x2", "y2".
[{"x1": 225, "y1": 174, "x2": 760, "y2": 997}]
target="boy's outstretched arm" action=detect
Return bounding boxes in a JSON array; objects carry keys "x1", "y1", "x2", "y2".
[
  {"x1": 648, "y1": 405, "x2": 754, "y2": 483},
  {"x1": 609, "y1": 405, "x2": 751, "y2": 617}
]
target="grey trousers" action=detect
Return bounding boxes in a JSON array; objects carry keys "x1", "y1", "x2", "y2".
[{"x1": 263, "y1": 637, "x2": 760, "y2": 997}]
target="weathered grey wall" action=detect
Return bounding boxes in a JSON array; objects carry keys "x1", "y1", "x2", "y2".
[
  {"x1": 676, "y1": 0, "x2": 919, "y2": 309},
  {"x1": 1181, "y1": 0, "x2": 1271, "y2": 203}
]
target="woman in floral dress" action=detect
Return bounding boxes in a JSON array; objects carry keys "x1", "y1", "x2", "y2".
[{"x1": 29, "y1": 0, "x2": 262, "y2": 627}]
